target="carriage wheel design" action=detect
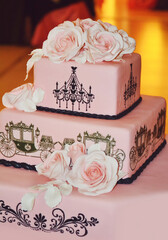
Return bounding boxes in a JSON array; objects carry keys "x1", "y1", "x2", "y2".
[
  {"x1": 129, "y1": 146, "x2": 138, "y2": 170},
  {"x1": 0, "y1": 140, "x2": 16, "y2": 158},
  {"x1": 40, "y1": 150, "x2": 51, "y2": 162},
  {"x1": 114, "y1": 149, "x2": 126, "y2": 170}
]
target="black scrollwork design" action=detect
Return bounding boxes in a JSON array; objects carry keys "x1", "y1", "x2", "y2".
[{"x1": 0, "y1": 200, "x2": 99, "y2": 237}]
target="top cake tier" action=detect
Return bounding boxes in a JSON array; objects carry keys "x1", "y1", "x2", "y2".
[
  {"x1": 34, "y1": 52, "x2": 141, "y2": 118},
  {"x1": 3, "y1": 19, "x2": 140, "y2": 118},
  {"x1": 23, "y1": 18, "x2": 140, "y2": 118}
]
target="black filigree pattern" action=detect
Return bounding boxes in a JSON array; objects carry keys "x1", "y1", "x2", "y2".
[{"x1": 0, "y1": 200, "x2": 99, "y2": 237}]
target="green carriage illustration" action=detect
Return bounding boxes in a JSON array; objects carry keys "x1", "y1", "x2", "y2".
[
  {"x1": 77, "y1": 131, "x2": 126, "y2": 170},
  {"x1": 0, "y1": 121, "x2": 53, "y2": 161},
  {"x1": 0, "y1": 121, "x2": 74, "y2": 162},
  {"x1": 0, "y1": 121, "x2": 126, "y2": 167},
  {"x1": 129, "y1": 108, "x2": 166, "y2": 171}
]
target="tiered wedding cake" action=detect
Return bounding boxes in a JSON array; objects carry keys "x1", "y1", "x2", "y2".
[{"x1": 0, "y1": 19, "x2": 166, "y2": 239}]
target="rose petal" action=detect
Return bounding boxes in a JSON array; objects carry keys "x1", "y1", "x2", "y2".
[
  {"x1": 98, "y1": 20, "x2": 118, "y2": 32},
  {"x1": 2, "y1": 84, "x2": 31, "y2": 108},
  {"x1": 88, "y1": 144, "x2": 101, "y2": 154},
  {"x1": 15, "y1": 98, "x2": 36, "y2": 112},
  {"x1": 2, "y1": 93, "x2": 16, "y2": 108},
  {"x1": 44, "y1": 185, "x2": 62, "y2": 208},
  {"x1": 59, "y1": 182, "x2": 73, "y2": 196},
  {"x1": 21, "y1": 192, "x2": 36, "y2": 211},
  {"x1": 25, "y1": 49, "x2": 44, "y2": 80},
  {"x1": 32, "y1": 88, "x2": 45, "y2": 104},
  {"x1": 118, "y1": 170, "x2": 126, "y2": 180},
  {"x1": 2, "y1": 83, "x2": 44, "y2": 112}
]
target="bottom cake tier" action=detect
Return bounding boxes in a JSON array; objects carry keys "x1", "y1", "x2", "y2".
[
  {"x1": 0, "y1": 95, "x2": 166, "y2": 181},
  {"x1": 0, "y1": 136, "x2": 168, "y2": 240}
]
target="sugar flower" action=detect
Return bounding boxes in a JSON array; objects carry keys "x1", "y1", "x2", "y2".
[{"x1": 2, "y1": 83, "x2": 44, "y2": 112}]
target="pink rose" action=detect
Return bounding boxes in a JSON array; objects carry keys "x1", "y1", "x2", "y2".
[
  {"x1": 98, "y1": 19, "x2": 118, "y2": 32},
  {"x1": 75, "y1": 18, "x2": 99, "y2": 31},
  {"x1": 67, "y1": 142, "x2": 86, "y2": 163},
  {"x1": 118, "y1": 29, "x2": 136, "y2": 58},
  {"x1": 85, "y1": 24, "x2": 124, "y2": 62},
  {"x1": 42, "y1": 21, "x2": 84, "y2": 63},
  {"x1": 72, "y1": 46, "x2": 91, "y2": 63},
  {"x1": 67, "y1": 145, "x2": 121, "y2": 196},
  {"x1": 72, "y1": 18, "x2": 103, "y2": 63},
  {"x1": 26, "y1": 19, "x2": 136, "y2": 69},
  {"x1": 97, "y1": 21, "x2": 135, "y2": 57},
  {"x1": 36, "y1": 150, "x2": 70, "y2": 180}
]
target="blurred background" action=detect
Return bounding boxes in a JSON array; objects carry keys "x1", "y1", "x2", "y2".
[{"x1": 0, "y1": 0, "x2": 168, "y2": 132}]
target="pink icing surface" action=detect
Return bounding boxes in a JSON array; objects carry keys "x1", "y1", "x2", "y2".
[
  {"x1": 34, "y1": 53, "x2": 141, "y2": 116},
  {"x1": 0, "y1": 135, "x2": 168, "y2": 240},
  {"x1": 0, "y1": 95, "x2": 166, "y2": 178}
]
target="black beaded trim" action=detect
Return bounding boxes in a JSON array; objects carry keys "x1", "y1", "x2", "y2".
[
  {"x1": 0, "y1": 139, "x2": 166, "y2": 184},
  {"x1": 37, "y1": 97, "x2": 142, "y2": 120},
  {"x1": 118, "y1": 139, "x2": 167, "y2": 184},
  {"x1": 0, "y1": 159, "x2": 36, "y2": 171}
]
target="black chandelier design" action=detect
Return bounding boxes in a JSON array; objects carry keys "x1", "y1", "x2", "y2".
[
  {"x1": 53, "y1": 66, "x2": 95, "y2": 111},
  {"x1": 124, "y1": 63, "x2": 137, "y2": 107}
]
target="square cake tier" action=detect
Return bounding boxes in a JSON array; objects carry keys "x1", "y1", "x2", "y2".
[
  {"x1": 34, "y1": 53, "x2": 141, "y2": 118},
  {"x1": 0, "y1": 95, "x2": 166, "y2": 180},
  {"x1": 0, "y1": 140, "x2": 168, "y2": 240}
]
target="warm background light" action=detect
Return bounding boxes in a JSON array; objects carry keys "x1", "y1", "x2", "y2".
[{"x1": 95, "y1": 0, "x2": 168, "y2": 133}]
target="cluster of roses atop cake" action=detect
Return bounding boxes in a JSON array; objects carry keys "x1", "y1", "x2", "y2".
[
  {"x1": 3, "y1": 19, "x2": 136, "y2": 113},
  {"x1": 22, "y1": 142, "x2": 125, "y2": 211},
  {"x1": 26, "y1": 18, "x2": 136, "y2": 78}
]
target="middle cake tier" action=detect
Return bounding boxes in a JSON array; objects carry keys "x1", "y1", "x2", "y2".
[{"x1": 0, "y1": 95, "x2": 166, "y2": 181}]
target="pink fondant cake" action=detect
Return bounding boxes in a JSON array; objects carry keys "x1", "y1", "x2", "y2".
[{"x1": 0, "y1": 18, "x2": 167, "y2": 239}]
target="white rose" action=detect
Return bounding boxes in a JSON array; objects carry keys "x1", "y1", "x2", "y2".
[{"x1": 75, "y1": 18, "x2": 100, "y2": 31}]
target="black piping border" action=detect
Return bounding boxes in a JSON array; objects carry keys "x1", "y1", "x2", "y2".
[
  {"x1": 37, "y1": 97, "x2": 142, "y2": 120},
  {"x1": 118, "y1": 139, "x2": 167, "y2": 184}
]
